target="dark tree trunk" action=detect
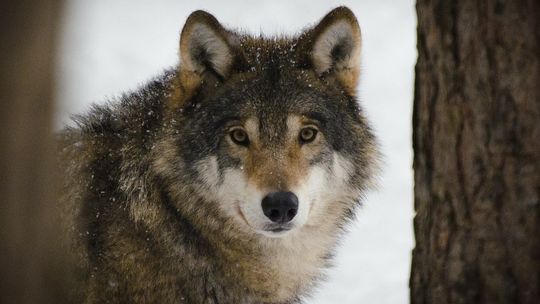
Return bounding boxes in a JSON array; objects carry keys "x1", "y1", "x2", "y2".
[
  {"x1": 411, "y1": 1, "x2": 540, "y2": 304},
  {"x1": 0, "y1": 1, "x2": 68, "y2": 303}
]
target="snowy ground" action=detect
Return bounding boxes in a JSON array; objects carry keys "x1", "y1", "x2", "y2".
[{"x1": 56, "y1": 1, "x2": 416, "y2": 303}]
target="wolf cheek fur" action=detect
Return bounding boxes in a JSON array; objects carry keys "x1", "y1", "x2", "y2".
[{"x1": 60, "y1": 6, "x2": 379, "y2": 304}]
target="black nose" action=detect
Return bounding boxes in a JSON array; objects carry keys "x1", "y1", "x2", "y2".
[{"x1": 261, "y1": 191, "x2": 299, "y2": 223}]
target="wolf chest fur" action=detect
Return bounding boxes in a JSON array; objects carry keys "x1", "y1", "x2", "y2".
[{"x1": 60, "y1": 6, "x2": 379, "y2": 303}]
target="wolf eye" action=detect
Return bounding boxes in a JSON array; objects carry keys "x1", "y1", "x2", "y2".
[
  {"x1": 230, "y1": 128, "x2": 250, "y2": 146},
  {"x1": 299, "y1": 127, "x2": 318, "y2": 144}
]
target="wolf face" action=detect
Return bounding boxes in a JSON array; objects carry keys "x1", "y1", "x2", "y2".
[{"x1": 155, "y1": 8, "x2": 377, "y2": 240}]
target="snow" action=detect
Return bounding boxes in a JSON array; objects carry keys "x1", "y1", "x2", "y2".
[{"x1": 56, "y1": 1, "x2": 416, "y2": 303}]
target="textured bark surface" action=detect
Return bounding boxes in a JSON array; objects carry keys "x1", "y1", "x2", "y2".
[
  {"x1": 0, "y1": 1, "x2": 68, "y2": 303},
  {"x1": 411, "y1": 1, "x2": 540, "y2": 303}
]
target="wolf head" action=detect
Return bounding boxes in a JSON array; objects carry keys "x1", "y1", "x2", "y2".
[{"x1": 155, "y1": 7, "x2": 378, "y2": 239}]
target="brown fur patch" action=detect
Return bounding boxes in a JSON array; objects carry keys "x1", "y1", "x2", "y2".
[
  {"x1": 167, "y1": 69, "x2": 201, "y2": 109},
  {"x1": 241, "y1": 115, "x2": 321, "y2": 193}
]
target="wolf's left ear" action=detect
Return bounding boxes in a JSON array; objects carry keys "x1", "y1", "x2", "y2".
[
  {"x1": 179, "y1": 10, "x2": 237, "y2": 79},
  {"x1": 300, "y1": 7, "x2": 362, "y2": 94}
]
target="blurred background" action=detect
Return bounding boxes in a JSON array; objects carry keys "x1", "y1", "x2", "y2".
[{"x1": 56, "y1": 1, "x2": 416, "y2": 303}]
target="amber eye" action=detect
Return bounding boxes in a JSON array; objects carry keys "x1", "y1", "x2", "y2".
[
  {"x1": 299, "y1": 127, "x2": 318, "y2": 144},
  {"x1": 230, "y1": 128, "x2": 250, "y2": 146}
]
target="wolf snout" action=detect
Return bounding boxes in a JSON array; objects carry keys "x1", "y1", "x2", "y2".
[{"x1": 261, "y1": 191, "x2": 299, "y2": 223}]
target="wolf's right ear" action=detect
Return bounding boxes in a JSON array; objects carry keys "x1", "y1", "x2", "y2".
[{"x1": 179, "y1": 10, "x2": 237, "y2": 79}]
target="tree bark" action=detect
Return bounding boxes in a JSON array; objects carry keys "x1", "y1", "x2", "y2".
[
  {"x1": 0, "y1": 1, "x2": 68, "y2": 303},
  {"x1": 411, "y1": 1, "x2": 540, "y2": 303}
]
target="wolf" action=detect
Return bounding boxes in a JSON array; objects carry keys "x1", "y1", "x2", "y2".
[{"x1": 59, "y1": 6, "x2": 379, "y2": 303}]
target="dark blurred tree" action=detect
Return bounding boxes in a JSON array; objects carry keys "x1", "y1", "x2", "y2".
[
  {"x1": 411, "y1": 1, "x2": 540, "y2": 303},
  {"x1": 0, "y1": 1, "x2": 68, "y2": 303}
]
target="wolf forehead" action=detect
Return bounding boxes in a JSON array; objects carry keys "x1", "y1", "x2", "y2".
[{"x1": 172, "y1": 7, "x2": 367, "y2": 143}]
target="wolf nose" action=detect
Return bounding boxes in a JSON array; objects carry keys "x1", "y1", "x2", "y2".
[{"x1": 261, "y1": 191, "x2": 299, "y2": 223}]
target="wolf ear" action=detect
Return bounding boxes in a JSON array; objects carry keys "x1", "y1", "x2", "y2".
[
  {"x1": 300, "y1": 7, "x2": 362, "y2": 94},
  {"x1": 179, "y1": 10, "x2": 237, "y2": 79}
]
